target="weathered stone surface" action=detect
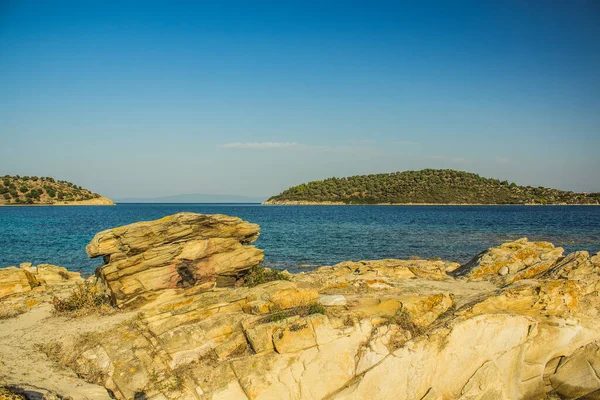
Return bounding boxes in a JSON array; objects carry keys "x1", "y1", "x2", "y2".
[
  {"x1": 4, "y1": 227, "x2": 600, "y2": 400},
  {"x1": 86, "y1": 212, "x2": 260, "y2": 257},
  {"x1": 35, "y1": 264, "x2": 82, "y2": 286},
  {"x1": 318, "y1": 294, "x2": 347, "y2": 306},
  {"x1": 86, "y1": 212, "x2": 264, "y2": 308},
  {"x1": 453, "y1": 237, "x2": 564, "y2": 284},
  {"x1": 546, "y1": 341, "x2": 600, "y2": 399},
  {"x1": 0, "y1": 263, "x2": 82, "y2": 299},
  {"x1": 0, "y1": 267, "x2": 32, "y2": 298}
]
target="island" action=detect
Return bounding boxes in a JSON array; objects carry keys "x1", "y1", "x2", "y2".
[
  {"x1": 0, "y1": 175, "x2": 114, "y2": 206},
  {"x1": 264, "y1": 169, "x2": 600, "y2": 205}
]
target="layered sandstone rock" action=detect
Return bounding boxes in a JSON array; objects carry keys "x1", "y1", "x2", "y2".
[
  {"x1": 452, "y1": 237, "x2": 564, "y2": 284},
  {"x1": 0, "y1": 267, "x2": 33, "y2": 298},
  {"x1": 2, "y1": 219, "x2": 600, "y2": 400},
  {"x1": 86, "y1": 213, "x2": 264, "y2": 308}
]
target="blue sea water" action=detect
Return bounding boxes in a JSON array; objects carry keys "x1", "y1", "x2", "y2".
[{"x1": 1, "y1": 204, "x2": 599, "y2": 274}]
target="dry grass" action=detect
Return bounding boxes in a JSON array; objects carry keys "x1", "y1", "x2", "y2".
[
  {"x1": 51, "y1": 281, "x2": 115, "y2": 316},
  {"x1": 388, "y1": 310, "x2": 423, "y2": 337},
  {"x1": 0, "y1": 305, "x2": 26, "y2": 320},
  {"x1": 37, "y1": 331, "x2": 107, "y2": 385}
]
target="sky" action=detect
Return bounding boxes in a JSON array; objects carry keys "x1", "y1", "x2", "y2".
[{"x1": 1, "y1": 0, "x2": 599, "y2": 198}]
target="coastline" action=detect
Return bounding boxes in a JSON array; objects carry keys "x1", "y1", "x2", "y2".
[
  {"x1": 262, "y1": 200, "x2": 600, "y2": 206},
  {"x1": 1, "y1": 213, "x2": 599, "y2": 398},
  {"x1": 0, "y1": 197, "x2": 115, "y2": 207}
]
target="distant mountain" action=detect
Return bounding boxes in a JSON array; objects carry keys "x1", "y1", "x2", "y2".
[
  {"x1": 265, "y1": 169, "x2": 600, "y2": 205},
  {"x1": 116, "y1": 193, "x2": 266, "y2": 203},
  {"x1": 0, "y1": 175, "x2": 114, "y2": 206}
]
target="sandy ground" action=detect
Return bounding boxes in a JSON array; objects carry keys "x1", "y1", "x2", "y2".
[{"x1": 0, "y1": 303, "x2": 134, "y2": 399}]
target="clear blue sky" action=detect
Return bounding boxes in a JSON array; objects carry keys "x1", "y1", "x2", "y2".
[{"x1": 1, "y1": 0, "x2": 599, "y2": 198}]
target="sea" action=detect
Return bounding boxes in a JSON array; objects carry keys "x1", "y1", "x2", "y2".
[{"x1": 1, "y1": 204, "x2": 599, "y2": 275}]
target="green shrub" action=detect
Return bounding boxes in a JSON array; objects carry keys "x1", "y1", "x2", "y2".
[
  {"x1": 19, "y1": 185, "x2": 29, "y2": 193},
  {"x1": 45, "y1": 187, "x2": 57, "y2": 198},
  {"x1": 240, "y1": 266, "x2": 290, "y2": 287},
  {"x1": 262, "y1": 302, "x2": 326, "y2": 323}
]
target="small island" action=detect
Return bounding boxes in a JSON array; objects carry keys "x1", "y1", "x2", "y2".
[
  {"x1": 265, "y1": 169, "x2": 600, "y2": 205},
  {"x1": 0, "y1": 175, "x2": 114, "y2": 206}
]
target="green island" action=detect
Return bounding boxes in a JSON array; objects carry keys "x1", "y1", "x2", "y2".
[
  {"x1": 0, "y1": 175, "x2": 114, "y2": 205},
  {"x1": 265, "y1": 169, "x2": 600, "y2": 205}
]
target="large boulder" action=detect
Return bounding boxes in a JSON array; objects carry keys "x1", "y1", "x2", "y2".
[
  {"x1": 452, "y1": 237, "x2": 564, "y2": 284},
  {"x1": 546, "y1": 341, "x2": 600, "y2": 399},
  {"x1": 86, "y1": 213, "x2": 264, "y2": 308},
  {"x1": 0, "y1": 267, "x2": 33, "y2": 298}
]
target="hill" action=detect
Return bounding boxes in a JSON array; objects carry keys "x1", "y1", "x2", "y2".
[
  {"x1": 0, "y1": 175, "x2": 114, "y2": 205},
  {"x1": 265, "y1": 169, "x2": 600, "y2": 205}
]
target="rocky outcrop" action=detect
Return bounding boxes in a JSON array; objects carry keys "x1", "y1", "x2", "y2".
[
  {"x1": 53, "y1": 196, "x2": 115, "y2": 206},
  {"x1": 0, "y1": 267, "x2": 33, "y2": 298},
  {"x1": 452, "y1": 237, "x2": 564, "y2": 284},
  {"x1": 39, "y1": 238, "x2": 600, "y2": 400},
  {"x1": 87, "y1": 213, "x2": 264, "y2": 308},
  {"x1": 2, "y1": 215, "x2": 600, "y2": 400},
  {"x1": 0, "y1": 262, "x2": 82, "y2": 299}
]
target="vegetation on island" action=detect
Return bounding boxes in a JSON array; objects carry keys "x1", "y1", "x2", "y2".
[
  {"x1": 266, "y1": 169, "x2": 600, "y2": 205},
  {"x1": 0, "y1": 175, "x2": 104, "y2": 205}
]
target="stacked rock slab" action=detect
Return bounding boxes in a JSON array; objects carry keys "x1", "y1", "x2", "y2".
[{"x1": 86, "y1": 212, "x2": 264, "y2": 308}]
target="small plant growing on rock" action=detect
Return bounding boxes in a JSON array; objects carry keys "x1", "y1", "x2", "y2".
[
  {"x1": 238, "y1": 265, "x2": 290, "y2": 287},
  {"x1": 262, "y1": 302, "x2": 326, "y2": 323},
  {"x1": 51, "y1": 281, "x2": 114, "y2": 316},
  {"x1": 308, "y1": 303, "x2": 326, "y2": 315},
  {"x1": 389, "y1": 309, "x2": 422, "y2": 338}
]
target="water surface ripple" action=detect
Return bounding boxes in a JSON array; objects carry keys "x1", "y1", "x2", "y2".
[{"x1": 1, "y1": 204, "x2": 599, "y2": 274}]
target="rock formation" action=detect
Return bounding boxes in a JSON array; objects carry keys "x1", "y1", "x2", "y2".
[
  {"x1": 86, "y1": 212, "x2": 264, "y2": 308},
  {"x1": 452, "y1": 237, "x2": 565, "y2": 284},
  {"x1": 1, "y1": 213, "x2": 600, "y2": 399},
  {"x1": 0, "y1": 262, "x2": 82, "y2": 299}
]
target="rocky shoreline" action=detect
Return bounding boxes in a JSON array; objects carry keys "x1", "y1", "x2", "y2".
[
  {"x1": 0, "y1": 196, "x2": 115, "y2": 206},
  {"x1": 1, "y1": 213, "x2": 600, "y2": 399},
  {"x1": 263, "y1": 199, "x2": 600, "y2": 205}
]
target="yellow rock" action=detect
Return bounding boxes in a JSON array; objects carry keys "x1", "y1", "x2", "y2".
[{"x1": 0, "y1": 267, "x2": 32, "y2": 298}]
